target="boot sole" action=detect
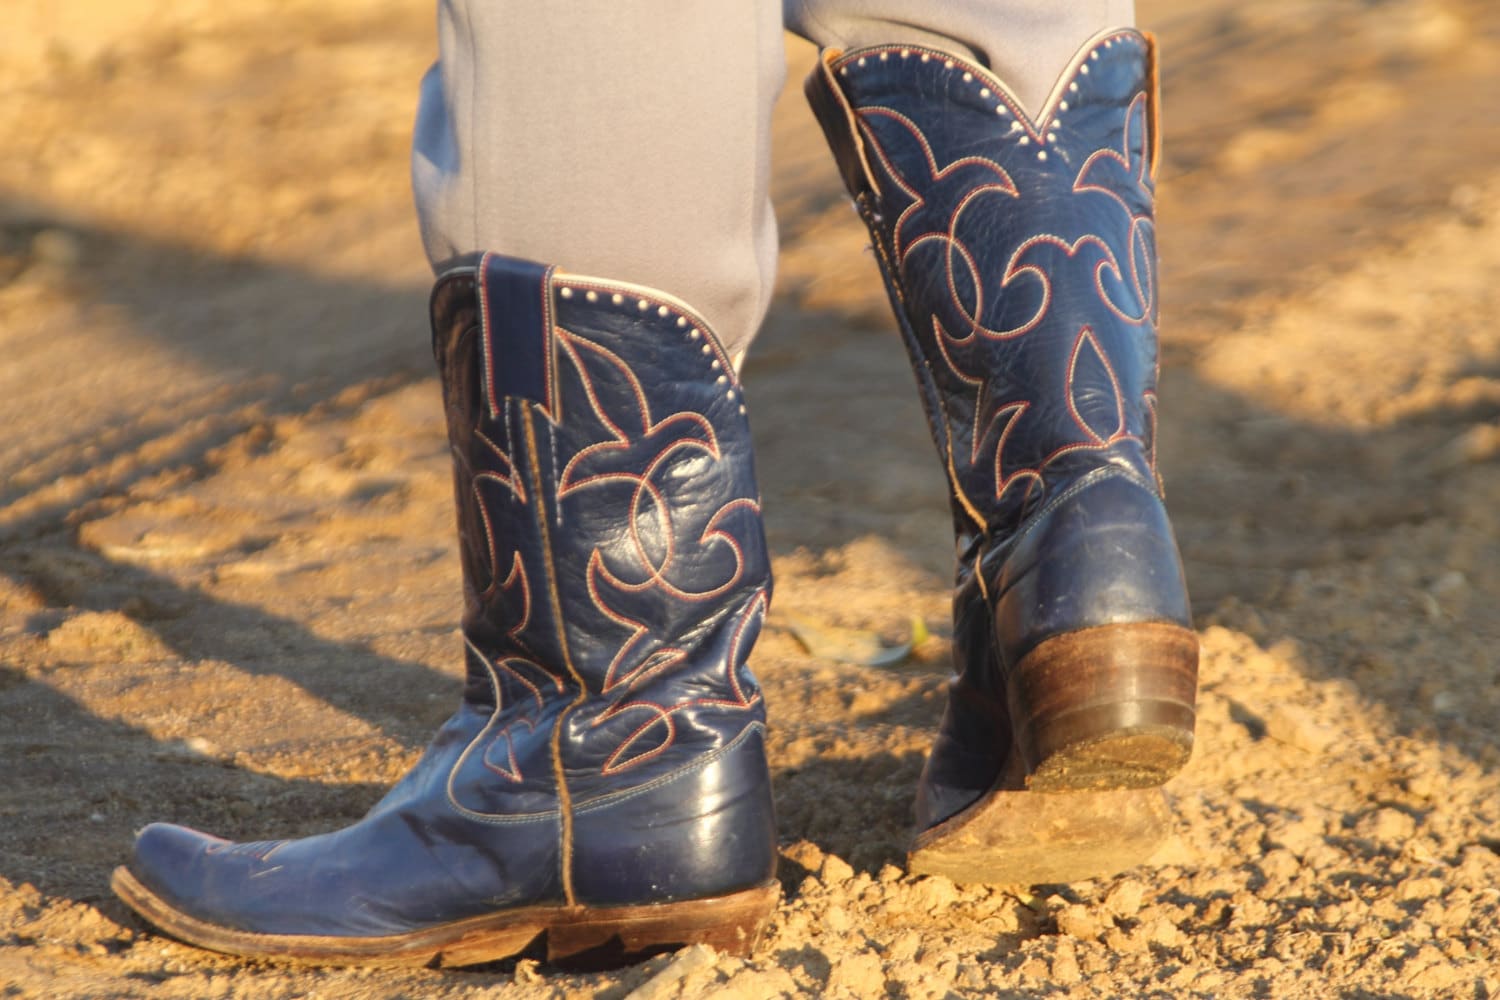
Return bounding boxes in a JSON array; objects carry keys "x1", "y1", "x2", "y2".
[
  {"x1": 111, "y1": 867, "x2": 779, "y2": 969},
  {"x1": 908, "y1": 784, "x2": 1171, "y2": 884},
  {"x1": 1015, "y1": 622, "x2": 1199, "y2": 792}
]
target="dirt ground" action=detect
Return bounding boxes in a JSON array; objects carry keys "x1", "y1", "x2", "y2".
[{"x1": 4, "y1": 0, "x2": 1500, "y2": 996}]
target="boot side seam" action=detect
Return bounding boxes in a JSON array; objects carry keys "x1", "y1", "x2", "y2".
[
  {"x1": 858, "y1": 197, "x2": 988, "y2": 534},
  {"x1": 522, "y1": 406, "x2": 587, "y2": 908},
  {"x1": 1005, "y1": 463, "x2": 1159, "y2": 553}
]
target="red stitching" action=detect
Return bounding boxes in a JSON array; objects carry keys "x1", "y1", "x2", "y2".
[{"x1": 1066, "y1": 326, "x2": 1127, "y2": 445}]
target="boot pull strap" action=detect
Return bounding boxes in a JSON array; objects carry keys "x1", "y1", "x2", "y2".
[
  {"x1": 804, "y1": 49, "x2": 881, "y2": 202},
  {"x1": 478, "y1": 252, "x2": 559, "y2": 421},
  {"x1": 1142, "y1": 32, "x2": 1163, "y2": 184}
]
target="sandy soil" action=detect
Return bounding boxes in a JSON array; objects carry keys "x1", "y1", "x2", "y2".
[{"x1": 4, "y1": 0, "x2": 1500, "y2": 996}]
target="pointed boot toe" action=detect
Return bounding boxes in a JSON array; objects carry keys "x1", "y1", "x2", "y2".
[{"x1": 117, "y1": 822, "x2": 227, "y2": 918}]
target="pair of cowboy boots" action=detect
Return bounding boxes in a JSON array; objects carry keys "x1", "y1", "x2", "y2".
[{"x1": 114, "y1": 29, "x2": 1196, "y2": 967}]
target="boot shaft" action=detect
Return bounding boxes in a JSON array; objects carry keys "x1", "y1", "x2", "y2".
[
  {"x1": 807, "y1": 30, "x2": 1165, "y2": 541},
  {"x1": 431, "y1": 253, "x2": 770, "y2": 795},
  {"x1": 807, "y1": 36, "x2": 1196, "y2": 823}
]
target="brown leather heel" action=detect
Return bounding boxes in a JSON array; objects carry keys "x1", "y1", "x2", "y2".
[{"x1": 1014, "y1": 622, "x2": 1199, "y2": 792}]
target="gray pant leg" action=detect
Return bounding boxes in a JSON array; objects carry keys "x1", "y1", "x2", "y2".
[
  {"x1": 784, "y1": 0, "x2": 1135, "y2": 118},
  {"x1": 410, "y1": 2, "x2": 1130, "y2": 360},
  {"x1": 411, "y1": 2, "x2": 785, "y2": 362}
]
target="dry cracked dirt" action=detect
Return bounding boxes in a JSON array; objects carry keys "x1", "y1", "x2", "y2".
[{"x1": 3, "y1": 0, "x2": 1500, "y2": 997}]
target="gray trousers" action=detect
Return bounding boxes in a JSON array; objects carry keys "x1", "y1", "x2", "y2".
[{"x1": 411, "y1": 1, "x2": 1134, "y2": 362}]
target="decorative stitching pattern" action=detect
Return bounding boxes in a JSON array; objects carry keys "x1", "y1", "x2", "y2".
[
  {"x1": 448, "y1": 263, "x2": 768, "y2": 810},
  {"x1": 592, "y1": 588, "x2": 766, "y2": 776},
  {"x1": 830, "y1": 32, "x2": 1162, "y2": 535},
  {"x1": 546, "y1": 307, "x2": 765, "y2": 776}
]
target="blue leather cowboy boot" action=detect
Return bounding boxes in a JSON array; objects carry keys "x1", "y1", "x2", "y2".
[
  {"x1": 805, "y1": 30, "x2": 1197, "y2": 880},
  {"x1": 113, "y1": 253, "x2": 778, "y2": 966}
]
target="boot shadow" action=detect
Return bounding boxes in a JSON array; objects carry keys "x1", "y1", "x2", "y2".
[
  {"x1": 0, "y1": 198, "x2": 432, "y2": 543},
  {"x1": 1, "y1": 201, "x2": 470, "y2": 744},
  {"x1": 0, "y1": 664, "x2": 387, "y2": 908},
  {"x1": 773, "y1": 749, "x2": 928, "y2": 879}
]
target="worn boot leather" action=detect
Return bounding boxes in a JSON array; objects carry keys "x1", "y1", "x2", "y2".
[
  {"x1": 805, "y1": 30, "x2": 1198, "y2": 877},
  {"x1": 113, "y1": 253, "x2": 779, "y2": 966}
]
